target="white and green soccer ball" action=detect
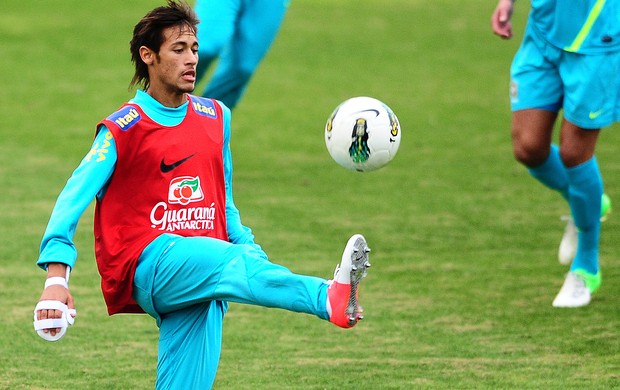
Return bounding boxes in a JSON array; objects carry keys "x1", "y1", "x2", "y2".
[{"x1": 325, "y1": 96, "x2": 401, "y2": 172}]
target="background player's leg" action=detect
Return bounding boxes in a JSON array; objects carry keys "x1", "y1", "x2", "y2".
[
  {"x1": 202, "y1": 0, "x2": 289, "y2": 108},
  {"x1": 511, "y1": 109, "x2": 576, "y2": 265},
  {"x1": 552, "y1": 122, "x2": 603, "y2": 307},
  {"x1": 527, "y1": 144, "x2": 569, "y2": 200},
  {"x1": 512, "y1": 109, "x2": 569, "y2": 198},
  {"x1": 194, "y1": 0, "x2": 240, "y2": 87},
  {"x1": 512, "y1": 109, "x2": 568, "y2": 200},
  {"x1": 559, "y1": 121, "x2": 601, "y2": 275}
]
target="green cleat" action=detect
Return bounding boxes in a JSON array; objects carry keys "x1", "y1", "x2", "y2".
[{"x1": 600, "y1": 193, "x2": 612, "y2": 221}]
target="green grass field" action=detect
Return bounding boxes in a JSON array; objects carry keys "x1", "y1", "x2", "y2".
[{"x1": 2, "y1": 0, "x2": 620, "y2": 388}]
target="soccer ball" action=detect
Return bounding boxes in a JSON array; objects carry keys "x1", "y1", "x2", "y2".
[{"x1": 324, "y1": 96, "x2": 401, "y2": 172}]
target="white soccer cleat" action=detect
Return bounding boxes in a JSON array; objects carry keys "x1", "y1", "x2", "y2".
[
  {"x1": 327, "y1": 234, "x2": 371, "y2": 328},
  {"x1": 558, "y1": 216, "x2": 577, "y2": 266},
  {"x1": 552, "y1": 272, "x2": 591, "y2": 308}
]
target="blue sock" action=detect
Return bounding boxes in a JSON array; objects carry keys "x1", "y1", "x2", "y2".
[
  {"x1": 566, "y1": 157, "x2": 602, "y2": 275},
  {"x1": 528, "y1": 145, "x2": 569, "y2": 201}
]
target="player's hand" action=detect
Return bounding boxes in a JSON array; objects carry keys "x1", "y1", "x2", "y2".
[
  {"x1": 36, "y1": 281, "x2": 75, "y2": 337},
  {"x1": 491, "y1": 0, "x2": 514, "y2": 39}
]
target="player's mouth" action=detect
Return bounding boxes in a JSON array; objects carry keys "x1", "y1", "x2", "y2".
[{"x1": 182, "y1": 69, "x2": 196, "y2": 83}]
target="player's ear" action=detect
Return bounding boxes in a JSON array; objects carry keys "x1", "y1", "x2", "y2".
[{"x1": 139, "y1": 46, "x2": 155, "y2": 65}]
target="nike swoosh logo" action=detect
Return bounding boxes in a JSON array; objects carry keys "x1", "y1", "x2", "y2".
[
  {"x1": 589, "y1": 109, "x2": 604, "y2": 120},
  {"x1": 160, "y1": 154, "x2": 195, "y2": 173},
  {"x1": 354, "y1": 109, "x2": 380, "y2": 117}
]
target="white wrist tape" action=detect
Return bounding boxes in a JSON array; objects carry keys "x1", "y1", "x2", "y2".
[{"x1": 44, "y1": 276, "x2": 68, "y2": 289}]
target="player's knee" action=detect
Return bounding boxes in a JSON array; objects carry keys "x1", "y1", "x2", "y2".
[
  {"x1": 512, "y1": 141, "x2": 548, "y2": 168},
  {"x1": 558, "y1": 148, "x2": 589, "y2": 168}
]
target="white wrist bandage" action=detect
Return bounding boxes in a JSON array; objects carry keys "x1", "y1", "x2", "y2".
[{"x1": 44, "y1": 276, "x2": 68, "y2": 289}]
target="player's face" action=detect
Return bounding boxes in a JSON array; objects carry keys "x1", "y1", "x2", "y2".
[{"x1": 144, "y1": 25, "x2": 198, "y2": 106}]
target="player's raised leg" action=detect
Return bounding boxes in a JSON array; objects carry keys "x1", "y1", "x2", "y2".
[{"x1": 134, "y1": 233, "x2": 372, "y2": 326}]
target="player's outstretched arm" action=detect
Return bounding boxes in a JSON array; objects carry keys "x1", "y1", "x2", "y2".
[{"x1": 491, "y1": 0, "x2": 515, "y2": 39}]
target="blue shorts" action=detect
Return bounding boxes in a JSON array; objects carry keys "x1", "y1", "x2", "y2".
[{"x1": 510, "y1": 22, "x2": 620, "y2": 129}]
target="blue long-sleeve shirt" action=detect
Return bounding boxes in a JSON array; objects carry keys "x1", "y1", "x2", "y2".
[{"x1": 37, "y1": 90, "x2": 259, "y2": 270}]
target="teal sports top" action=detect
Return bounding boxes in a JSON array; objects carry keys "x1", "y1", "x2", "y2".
[{"x1": 530, "y1": 0, "x2": 620, "y2": 53}]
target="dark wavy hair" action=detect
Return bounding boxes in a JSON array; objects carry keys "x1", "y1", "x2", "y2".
[{"x1": 129, "y1": 0, "x2": 199, "y2": 90}]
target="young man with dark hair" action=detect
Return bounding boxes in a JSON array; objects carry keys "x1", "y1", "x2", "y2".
[{"x1": 33, "y1": 2, "x2": 371, "y2": 388}]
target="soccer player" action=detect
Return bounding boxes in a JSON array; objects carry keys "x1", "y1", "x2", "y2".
[
  {"x1": 491, "y1": 0, "x2": 619, "y2": 307},
  {"x1": 33, "y1": 2, "x2": 371, "y2": 388},
  {"x1": 193, "y1": 0, "x2": 289, "y2": 109}
]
